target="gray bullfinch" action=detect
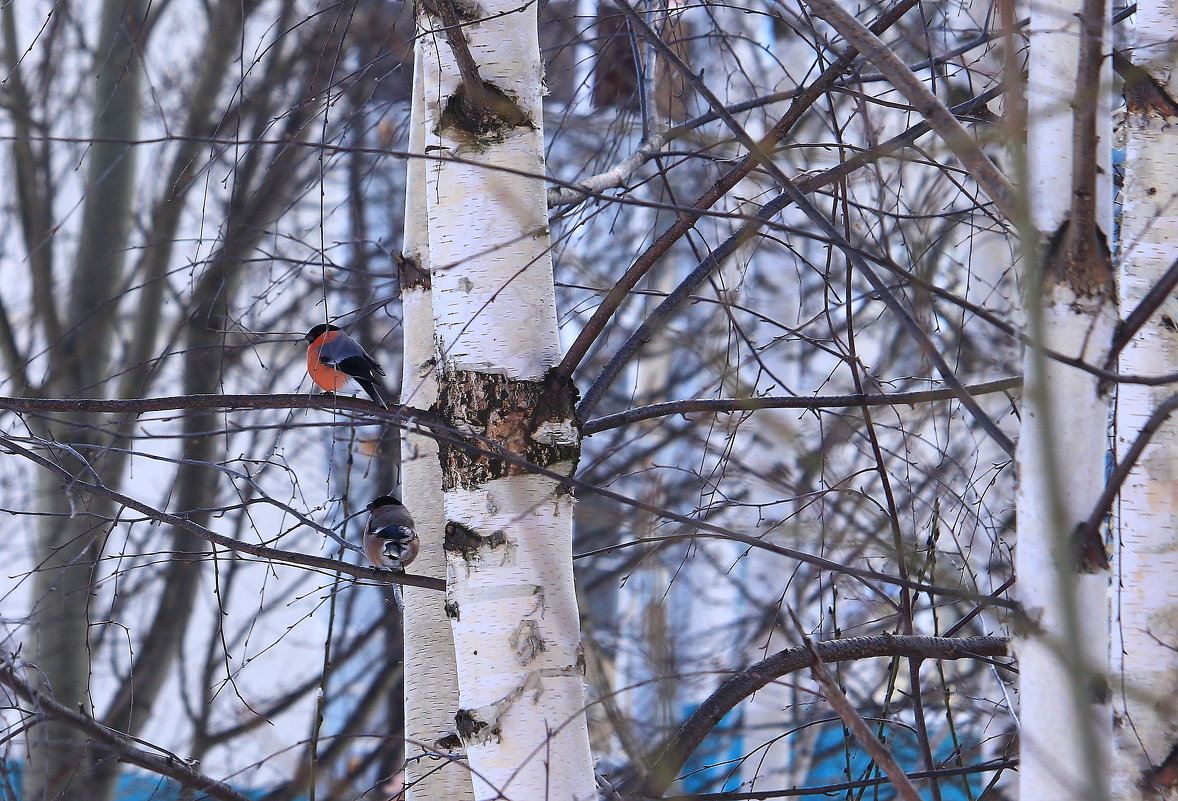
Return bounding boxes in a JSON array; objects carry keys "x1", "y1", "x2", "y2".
[
  {"x1": 304, "y1": 323, "x2": 388, "y2": 407},
  {"x1": 363, "y1": 495, "x2": 419, "y2": 571}
]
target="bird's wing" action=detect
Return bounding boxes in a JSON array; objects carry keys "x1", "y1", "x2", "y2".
[
  {"x1": 318, "y1": 335, "x2": 384, "y2": 376},
  {"x1": 374, "y1": 525, "x2": 416, "y2": 545},
  {"x1": 370, "y1": 504, "x2": 415, "y2": 535}
]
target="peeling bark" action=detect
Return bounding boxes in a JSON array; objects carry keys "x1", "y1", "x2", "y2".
[{"x1": 437, "y1": 370, "x2": 580, "y2": 490}]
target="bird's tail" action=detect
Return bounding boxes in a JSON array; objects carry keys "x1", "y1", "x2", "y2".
[{"x1": 357, "y1": 376, "x2": 388, "y2": 408}]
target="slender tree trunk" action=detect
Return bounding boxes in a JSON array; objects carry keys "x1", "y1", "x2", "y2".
[
  {"x1": 1112, "y1": 5, "x2": 1178, "y2": 796},
  {"x1": 25, "y1": 3, "x2": 146, "y2": 799},
  {"x1": 1017, "y1": 0, "x2": 1114, "y2": 799},
  {"x1": 416, "y1": 0, "x2": 596, "y2": 797},
  {"x1": 399, "y1": 41, "x2": 475, "y2": 801}
]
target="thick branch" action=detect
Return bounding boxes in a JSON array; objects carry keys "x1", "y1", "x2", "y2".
[
  {"x1": 790, "y1": 614, "x2": 922, "y2": 801},
  {"x1": 1073, "y1": 394, "x2": 1178, "y2": 565},
  {"x1": 584, "y1": 379, "x2": 1021, "y2": 435},
  {"x1": 799, "y1": 0, "x2": 1015, "y2": 219},
  {"x1": 420, "y1": 0, "x2": 490, "y2": 109},
  {"x1": 0, "y1": 433, "x2": 445, "y2": 591},
  {"x1": 1105, "y1": 256, "x2": 1178, "y2": 370},
  {"x1": 1067, "y1": 0, "x2": 1108, "y2": 261},
  {"x1": 629, "y1": 634, "x2": 1010, "y2": 797},
  {"x1": 609, "y1": 0, "x2": 1016, "y2": 456}
]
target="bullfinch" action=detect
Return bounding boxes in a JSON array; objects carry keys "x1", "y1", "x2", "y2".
[
  {"x1": 304, "y1": 323, "x2": 388, "y2": 407},
  {"x1": 363, "y1": 495, "x2": 419, "y2": 571}
]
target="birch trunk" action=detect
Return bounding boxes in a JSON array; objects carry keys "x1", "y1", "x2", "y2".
[
  {"x1": 417, "y1": 0, "x2": 596, "y2": 797},
  {"x1": 1112, "y1": 5, "x2": 1178, "y2": 796},
  {"x1": 399, "y1": 41, "x2": 475, "y2": 801},
  {"x1": 1018, "y1": 0, "x2": 1115, "y2": 798}
]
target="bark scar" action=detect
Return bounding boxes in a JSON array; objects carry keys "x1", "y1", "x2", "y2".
[
  {"x1": 1143, "y1": 740, "x2": 1178, "y2": 794},
  {"x1": 453, "y1": 666, "x2": 585, "y2": 746}
]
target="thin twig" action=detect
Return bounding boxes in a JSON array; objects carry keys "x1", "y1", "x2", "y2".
[
  {"x1": 0, "y1": 656, "x2": 253, "y2": 801},
  {"x1": 787, "y1": 611, "x2": 923, "y2": 801},
  {"x1": 654, "y1": 759, "x2": 1017, "y2": 800},
  {"x1": 630, "y1": 632, "x2": 1010, "y2": 797},
  {"x1": 799, "y1": 0, "x2": 1015, "y2": 219},
  {"x1": 583, "y1": 377, "x2": 1021, "y2": 434},
  {"x1": 0, "y1": 393, "x2": 1017, "y2": 601},
  {"x1": 608, "y1": 0, "x2": 1016, "y2": 456},
  {"x1": 0, "y1": 433, "x2": 445, "y2": 591},
  {"x1": 549, "y1": 0, "x2": 923, "y2": 386}
]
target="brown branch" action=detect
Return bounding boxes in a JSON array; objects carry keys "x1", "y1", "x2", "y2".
[
  {"x1": 0, "y1": 433, "x2": 445, "y2": 591},
  {"x1": 0, "y1": 392, "x2": 1015, "y2": 602},
  {"x1": 608, "y1": 0, "x2": 1016, "y2": 456},
  {"x1": 1068, "y1": 0, "x2": 1108, "y2": 256},
  {"x1": 798, "y1": 0, "x2": 1015, "y2": 220},
  {"x1": 420, "y1": 0, "x2": 490, "y2": 110},
  {"x1": 1105, "y1": 256, "x2": 1178, "y2": 370},
  {"x1": 0, "y1": 656, "x2": 253, "y2": 801},
  {"x1": 655, "y1": 759, "x2": 1017, "y2": 800},
  {"x1": 0, "y1": 391, "x2": 431, "y2": 422},
  {"x1": 1072, "y1": 394, "x2": 1178, "y2": 569},
  {"x1": 788, "y1": 612, "x2": 922, "y2": 801},
  {"x1": 550, "y1": 0, "x2": 923, "y2": 385},
  {"x1": 628, "y1": 633, "x2": 1010, "y2": 797},
  {"x1": 583, "y1": 377, "x2": 1022, "y2": 434},
  {"x1": 1116, "y1": 49, "x2": 1178, "y2": 116}
]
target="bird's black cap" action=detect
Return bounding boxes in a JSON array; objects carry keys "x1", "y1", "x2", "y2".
[
  {"x1": 304, "y1": 323, "x2": 341, "y2": 341},
  {"x1": 367, "y1": 495, "x2": 403, "y2": 511}
]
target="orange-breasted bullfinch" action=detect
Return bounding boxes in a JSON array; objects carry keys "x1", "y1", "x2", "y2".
[
  {"x1": 304, "y1": 323, "x2": 388, "y2": 407},
  {"x1": 363, "y1": 495, "x2": 419, "y2": 571}
]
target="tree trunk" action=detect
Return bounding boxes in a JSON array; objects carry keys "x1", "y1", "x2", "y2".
[
  {"x1": 417, "y1": 0, "x2": 596, "y2": 797},
  {"x1": 25, "y1": 3, "x2": 146, "y2": 799},
  {"x1": 1017, "y1": 0, "x2": 1114, "y2": 798},
  {"x1": 399, "y1": 40, "x2": 475, "y2": 801},
  {"x1": 1112, "y1": 4, "x2": 1178, "y2": 796}
]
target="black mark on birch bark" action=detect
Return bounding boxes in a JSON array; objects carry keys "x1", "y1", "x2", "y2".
[
  {"x1": 443, "y1": 520, "x2": 508, "y2": 561},
  {"x1": 438, "y1": 81, "x2": 532, "y2": 146},
  {"x1": 396, "y1": 251, "x2": 430, "y2": 291},
  {"x1": 437, "y1": 369, "x2": 580, "y2": 490},
  {"x1": 1143, "y1": 740, "x2": 1178, "y2": 794}
]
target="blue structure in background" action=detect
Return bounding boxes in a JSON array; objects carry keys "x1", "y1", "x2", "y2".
[
  {"x1": 679, "y1": 705, "x2": 746, "y2": 795},
  {"x1": 3, "y1": 718, "x2": 989, "y2": 800},
  {"x1": 0, "y1": 762, "x2": 276, "y2": 801},
  {"x1": 802, "y1": 724, "x2": 984, "y2": 800},
  {"x1": 676, "y1": 715, "x2": 989, "y2": 800}
]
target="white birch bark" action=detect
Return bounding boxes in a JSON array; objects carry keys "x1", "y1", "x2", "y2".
[
  {"x1": 1018, "y1": 2, "x2": 1115, "y2": 799},
  {"x1": 1112, "y1": 4, "x2": 1178, "y2": 796},
  {"x1": 401, "y1": 42, "x2": 475, "y2": 801},
  {"x1": 418, "y1": 1, "x2": 596, "y2": 799}
]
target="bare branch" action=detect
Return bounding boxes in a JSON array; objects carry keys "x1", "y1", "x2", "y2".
[
  {"x1": 0, "y1": 433, "x2": 446, "y2": 591},
  {"x1": 584, "y1": 378, "x2": 1020, "y2": 435},
  {"x1": 799, "y1": 0, "x2": 1016, "y2": 219},
  {"x1": 0, "y1": 655, "x2": 253, "y2": 801},
  {"x1": 0, "y1": 393, "x2": 1010, "y2": 602},
  {"x1": 549, "y1": 0, "x2": 923, "y2": 385},
  {"x1": 788, "y1": 612, "x2": 923, "y2": 801},
  {"x1": 629, "y1": 633, "x2": 1011, "y2": 797},
  {"x1": 606, "y1": 0, "x2": 1016, "y2": 455}
]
